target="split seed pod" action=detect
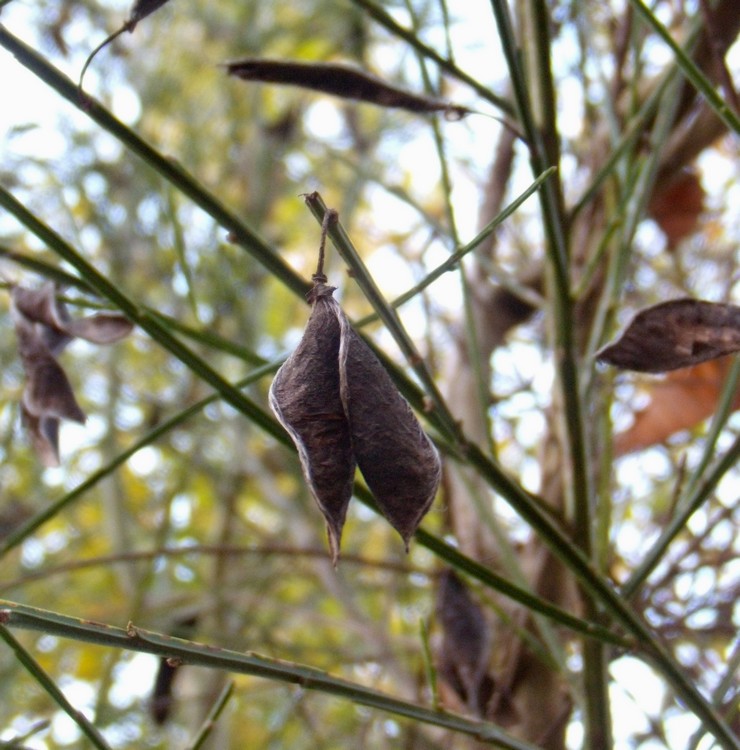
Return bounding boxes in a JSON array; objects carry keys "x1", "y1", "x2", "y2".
[
  {"x1": 10, "y1": 282, "x2": 133, "y2": 465},
  {"x1": 270, "y1": 277, "x2": 440, "y2": 563}
]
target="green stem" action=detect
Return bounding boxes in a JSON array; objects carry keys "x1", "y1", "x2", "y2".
[
  {"x1": 0, "y1": 624, "x2": 113, "y2": 750},
  {"x1": 0, "y1": 24, "x2": 309, "y2": 299},
  {"x1": 0, "y1": 360, "x2": 281, "y2": 558},
  {"x1": 0, "y1": 602, "x2": 541, "y2": 750},
  {"x1": 346, "y1": 0, "x2": 515, "y2": 116},
  {"x1": 186, "y1": 681, "x2": 235, "y2": 750},
  {"x1": 628, "y1": 0, "x2": 740, "y2": 134},
  {"x1": 622, "y1": 429, "x2": 740, "y2": 599},
  {"x1": 0, "y1": 183, "x2": 284, "y2": 441}
]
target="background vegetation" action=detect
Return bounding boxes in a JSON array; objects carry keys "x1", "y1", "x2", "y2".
[{"x1": 0, "y1": 1, "x2": 737, "y2": 748}]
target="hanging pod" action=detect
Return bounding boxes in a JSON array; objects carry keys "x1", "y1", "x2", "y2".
[
  {"x1": 269, "y1": 282, "x2": 356, "y2": 564},
  {"x1": 269, "y1": 216, "x2": 441, "y2": 563}
]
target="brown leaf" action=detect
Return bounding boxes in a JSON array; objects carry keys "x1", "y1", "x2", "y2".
[
  {"x1": 269, "y1": 283, "x2": 356, "y2": 564},
  {"x1": 597, "y1": 299, "x2": 740, "y2": 373},
  {"x1": 436, "y1": 569, "x2": 492, "y2": 716},
  {"x1": 226, "y1": 59, "x2": 469, "y2": 118},
  {"x1": 614, "y1": 358, "x2": 740, "y2": 455},
  {"x1": 648, "y1": 169, "x2": 704, "y2": 249}
]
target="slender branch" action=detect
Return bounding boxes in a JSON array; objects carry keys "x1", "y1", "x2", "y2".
[
  {"x1": 0, "y1": 624, "x2": 113, "y2": 750},
  {"x1": 622, "y1": 430, "x2": 740, "y2": 599},
  {"x1": 0, "y1": 602, "x2": 541, "y2": 750},
  {"x1": 0, "y1": 24, "x2": 310, "y2": 299},
  {"x1": 186, "y1": 681, "x2": 235, "y2": 750},
  {"x1": 345, "y1": 0, "x2": 515, "y2": 116},
  {"x1": 628, "y1": 0, "x2": 740, "y2": 134}
]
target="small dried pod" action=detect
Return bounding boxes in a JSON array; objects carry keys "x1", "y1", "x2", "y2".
[
  {"x1": 9, "y1": 283, "x2": 133, "y2": 466},
  {"x1": 226, "y1": 58, "x2": 470, "y2": 119},
  {"x1": 11, "y1": 306, "x2": 86, "y2": 426},
  {"x1": 338, "y1": 317, "x2": 441, "y2": 547},
  {"x1": 435, "y1": 569, "x2": 492, "y2": 716},
  {"x1": 597, "y1": 298, "x2": 740, "y2": 373},
  {"x1": 269, "y1": 283, "x2": 356, "y2": 564}
]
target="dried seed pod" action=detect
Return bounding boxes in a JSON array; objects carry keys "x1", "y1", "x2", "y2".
[
  {"x1": 226, "y1": 59, "x2": 470, "y2": 118},
  {"x1": 270, "y1": 206, "x2": 440, "y2": 558},
  {"x1": 12, "y1": 309, "x2": 86, "y2": 426},
  {"x1": 436, "y1": 569, "x2": 492, "y2": 716},
  {"x1": 597, "y1": 298, "x2": 740, "y2": 373},
  {"x1": 269, "y1": 283, "x2": 356, "y2": 564},
  {"x1": 13, "y1": 283, "x2": 133, "y2": 347},
  {"x1": 338, "y1": 316, "x2": 441, "y2": 547},
  {"x1": 9, "y1": 283, "x2": 132, "y2": 465},
  {"x1": 128, "y1": 0, "x2": 171, "y2": 30}
]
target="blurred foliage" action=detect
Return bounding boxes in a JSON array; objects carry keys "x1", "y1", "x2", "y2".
[{"x1": 0, "y1": 0, "x2": 738, "y2": 749}]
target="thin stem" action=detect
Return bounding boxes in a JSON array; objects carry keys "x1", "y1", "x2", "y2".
[
  {"x1": 0, "y1": 360, "x2": 281, "y2": 558},
  {"x1": 186, "y1": 681, "x2": 235, "y2": 750},
  {"x1": 0, "y1": 183, "x2": 285, "y2": 441},
  {"x1": 622, "y1": 430, "x2": 740, "y2": 599},
  {"x1": 0, "y1": 603, "x2": 542, "y2": 750},
  {"x1": 77, "y1": 24, "x2": 129, "y2": 93},
  {"x1": 629, "y1": 0, "x2": 740, "y2": 134},
  {"x1": 0, "y1": 624, "x2": 113, "y2": 750},
  {"x1": 0, "y1": 25, "x2": 310, "y2": 299},
  {"x1": 314, "y1": 208, "x2": 338, "y2": 282}
]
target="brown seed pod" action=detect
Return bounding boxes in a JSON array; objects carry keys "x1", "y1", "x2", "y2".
[
  {"x1": 270, "y1": 275, "x2": 440, "y2": 559},
  {"x1": 269, "y1": 283, "x2": 356, "y2": 564},
  {"x1": 436, "y1": 569, "x2": 493, "y2": 716},
  {"x1": 226, "y1": 59, "x2": 470, "y2": 119},
  {"x1": 10, "y1": 283, "x2": 132, "y2": 466},
  {"x1": 338, "y1": 316, "x2": 441, "y2": 547},
  {"x1": 597, "y1": 298, "x2": 740, "y2": 373}
]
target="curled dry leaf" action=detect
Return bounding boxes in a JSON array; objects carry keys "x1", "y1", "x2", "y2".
[
  {"x1": 436, "y1": 569, "x2": 492, "y2": 716},
  {"x1": 269, "y1": 281, "x2": 441, "y2": 562},
  {"x1": 597, "y1": 298, "x2": 740, "y2": 373},
  {"x1": 226, "y1": 59, "x2": 470, "y2": 119},
  {"x1": 10, "y1": 283, "x2": 133, "y2": 466}
]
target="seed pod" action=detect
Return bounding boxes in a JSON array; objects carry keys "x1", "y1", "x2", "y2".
[
  {"x1": 9, "y1": 283, "x2": 132, "y2": 465},
  {"x1": 436, "y1": 569, "x2": 492, "y2": 716},
  {"x1": 597, "y1": 298, "x2": 740, "y2": 373},
  {"x1": 270, "y1": 277, "x2": 440, "y2": 559},
  {"x1": 338, "y1": 316, "x2": 441, "y2": 547},
  {"x1": 269, "y1": 283, "x2": 356, "y2": 564},
  {"x1": 11, "y1": 307, "x2": 86, "y2": 426},
  {"x1": 226, "y1": 59, "x2": 470, "y2": 119}
]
